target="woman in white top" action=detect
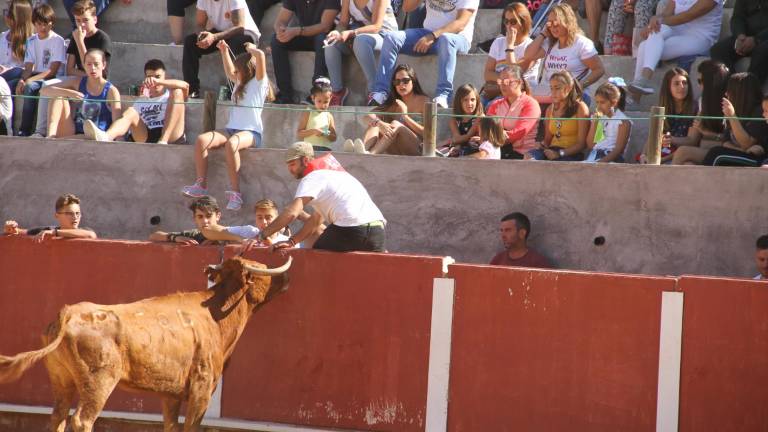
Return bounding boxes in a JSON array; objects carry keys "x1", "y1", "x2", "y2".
[
  {"x1": 0, "y1": 0, "x2": 33, "y2": 92},
  {"x1": 482, "y1": 2, "x2": 540, "y2": 105},
  {"x1": 628, "y1": 0, "x2": 723, "y2": 102},
  {"x1": 323, "y1": 0, "x2": 398, "y2": 105},
  {"x1": 181, "y1": 40, "x2": 272, "y2": 212},
  {"x1": 524, "y1": 3, "x2": 605, "y2": 103}
]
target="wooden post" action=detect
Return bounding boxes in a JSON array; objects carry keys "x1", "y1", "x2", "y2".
[
  {"x1": 203, "y1": 91, "x2": 216, "y2": 133},
  {"x1": 423, "y1": 102, "x2": 437, "y2": 157},
  {"x1": 644, "y1": 106, "x2": 665, "y2": 165}
]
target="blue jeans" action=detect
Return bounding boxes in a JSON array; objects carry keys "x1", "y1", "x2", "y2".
[
  {"x1": 325, "y1": 33, "x2": 384, "y2": 93},
  {"x1": 20, "y1": 79, "x2": 45, "y2": 135},
  {"x1": 372, "y1": 29, "x2": 470, "y2": 99},
  {"x1": 1, "y1": 67, "x2": 23, "y2": 94}
]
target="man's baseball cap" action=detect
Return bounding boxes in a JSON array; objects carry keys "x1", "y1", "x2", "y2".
[{"x1": 285, "y1": 141, "x2": 315, "y2": 162}]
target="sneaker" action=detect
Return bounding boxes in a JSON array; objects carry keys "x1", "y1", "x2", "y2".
[
  {"x1": 353, "y1": 138, "x2": 369, "y2": 154},
  {"x1": 629, "y1": 77, "x2": 655, "y2": 95},
  {"x1": 225, "y1": 190, "x2": 243, "y2": 211},
  {"x1": 274, "y1": 93, "x2": 296, "y2": 104},
  {"x1": 330, "y1": 88, "x2": 349, "y2": 106},
  {"x1": 84, "y1": 119, "x2": 112, "y2": 142},
  {"x1": 343, "y1": 138, "x2": 355, "y2": 152},
  {"x1": 29, "y1": 132, "x2": 44, "y2": 138},
  {"x1": 189, "y1": 89, "x2": 201, "y2": 99},
  {"x1": 369, "y1": 92, "x2": 386, "y2": 107},
  {"x1": 433, "y1": 95, "x2": 448, "y2": 109},
  {"x1": 181, "y1": 179, "x2": 209, "y2": 198}
]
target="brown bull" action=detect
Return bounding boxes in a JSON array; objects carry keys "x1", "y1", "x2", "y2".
[{"x1": 0, "y1": 256, "x2": 292, "y2": 432}]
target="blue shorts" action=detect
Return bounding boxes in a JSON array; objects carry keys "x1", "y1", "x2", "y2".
[{"x1": 226, "y1": 128, "x2": 263, "y2": 148}]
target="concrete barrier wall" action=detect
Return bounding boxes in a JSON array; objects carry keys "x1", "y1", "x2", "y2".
[
  {"x1": 2, "y1": 138, "x2": 767, "y2": 278},
  {"x1": 446, "y1": 264, "x2": 674, "y2": 431}
]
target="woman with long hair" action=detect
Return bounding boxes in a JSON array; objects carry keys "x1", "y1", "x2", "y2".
[
  {"x1": 702, "y1": 73, "x2": 768, "y2": 166},
  {"x1": 524, "y1": 3, "x2": 604, "y2": 103},
  {"x1": 0, "y1": 0, "x2": 33, "y2": 92},
  {"x1": 671, "y1": 60, "x2": 729, "y2": 164},
  {"x1": 657, "y1": 67, "x2": 696, "y2": 162},
  {"x1": 357, "y1": 64, "x2": 428, "y2": 155}
]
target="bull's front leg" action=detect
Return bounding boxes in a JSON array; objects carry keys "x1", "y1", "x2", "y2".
[{"x1": 162, "y1": 397, "x2": 181, "y2": 432}]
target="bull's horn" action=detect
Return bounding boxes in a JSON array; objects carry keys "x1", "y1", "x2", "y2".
[
  {"x1": 207, "y1": 264, "x2": 222, "y2": 271},
  {"x1": 243, "y1": 256, "x2": 293, "y2": 275}
]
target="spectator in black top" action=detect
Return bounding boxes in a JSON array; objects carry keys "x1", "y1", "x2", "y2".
[
  {"x1": 710, "y1": 0, "x2": 768, "y2": 84},
  {"x1": 182, "y1": 0, "x2": 261, "y2": 98},
  {"x1": 66, "y1": 0, "x2": 113, "y2": 78},
  {"x1": 702, "y1": 73, "x2": 768, "y2": 166},
  {"x1": 270, "y1": 0, "x2": 340, "y2": 104},
  {"x1": 63, "y1": 0, "x2": 131, "y2": 30},
  {"x1": 3, "y1": 193, "x2": 97, "y2": 241},
  {"x1": 149, "y1": 196, "x2": 224, "y2": 245}
]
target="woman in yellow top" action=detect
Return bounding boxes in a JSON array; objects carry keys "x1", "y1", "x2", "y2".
[
  {"x1": 528, "y1": 71, "x2": 589, "y2": 161},
  {"x1": 297, "y1": 78, "x2": 337, "y2": 150}
]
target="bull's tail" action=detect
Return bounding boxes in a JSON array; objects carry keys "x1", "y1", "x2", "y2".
[{"x1": 0, "y1": 308, "x2": 71, "y2": 383}]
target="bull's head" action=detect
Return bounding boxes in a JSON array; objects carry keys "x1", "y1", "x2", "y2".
[{"x1": 204, "y1": 257, "x2": 292, "y2": 319}]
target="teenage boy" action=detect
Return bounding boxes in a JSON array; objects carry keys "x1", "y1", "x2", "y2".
[
  {"x1": 31, "y1": 0, "x2": 113, "y2": 137},
  {"x1": 84, "y1": 59, "x2": 188, "y2": 144},
  {"x1": 16, "y1": 4, "x2": 66, "y2": 136},
  {"x1": 182, "y1": 0, "x2": 261, "y2": 98},
  {"x1": 270, "y1": 0, "x2": 339, "y2": 104},
  {"x1": 149, "y1": 196, "x2": 225, "y2": 245},
  {"x1": 3, "y1": 193, "x2": 98, "y2": 241},
  {"x1": 201, "y1": 198, "x2": 292, "y2": 244}
]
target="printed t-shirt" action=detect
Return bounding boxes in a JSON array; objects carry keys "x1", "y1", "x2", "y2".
[{"x1": 423, "y1": 0, "x2": 480, "y2": 44}]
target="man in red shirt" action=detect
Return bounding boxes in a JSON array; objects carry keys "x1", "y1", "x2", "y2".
[{"x1": 489, "y1": 212, "x2": 552, "y2": 269}]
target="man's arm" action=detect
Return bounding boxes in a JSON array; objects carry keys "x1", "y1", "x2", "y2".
[
  {"x1": 261, "y1": 197, "x2": 312, "y2": 239},
  {"x1": 149, "y1": 230, "x2": 200, "y2": 244},
  {"x1": 196, "y1": 8, "x2": 208, "y2": 31},
  {"x1": 432, "y1": 8, "x2": 475, "y2": 39},
  {"x1": 201, "y1": 226, "x2": 246, "y2": 242},
  {"x1": 213, "y1": 8, "x2": 247, "y2": 41},
  {"x1": 298, "y1": 8, "x2": 339, "y2": 36},
  {"x1": 55, "y1": 228, "x2": 97, "y2": 239}
]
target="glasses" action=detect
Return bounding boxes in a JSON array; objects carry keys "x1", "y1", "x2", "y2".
[
  {"x1": 504, "y1": 18, "x2": 519, "y2": 26},
  {"x1": 496, "y1": 78, "x2": 518, "y2": 86},
  {"x1": 393, "y1": 77, "x2": 412, "y2": 85},
  {"x1": 57, "y1": 211, "x2": 81, "y2": 217}
]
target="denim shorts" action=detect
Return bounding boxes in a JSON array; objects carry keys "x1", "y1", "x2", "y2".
[{"x1": 226, "y1": 129, "x2": 263, "y2": 148}]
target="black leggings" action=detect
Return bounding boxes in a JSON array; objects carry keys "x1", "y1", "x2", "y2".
[
  {"x1": 167, "y1": 0, "x2": 196, "y2": 17},
  {"x1": 313, "y1": 224, "x2": 386, "y2": 252}
]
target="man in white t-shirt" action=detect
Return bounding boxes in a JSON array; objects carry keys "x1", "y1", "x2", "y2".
[
  {"x1": 755, "y1": 235, "x2": 768, "y2": 280},
  {"x1": 258, "y1": 141, "x2": 387, "y2": 252},
  {"x1": 369, "y1": 0, "x2": 480, "y2": 108},
  {"x1": 84, "y1": 59, "x2": 188, "y2": 144},
  {"x1": 182, "y1": 0, "x2": 261, "y2": 97}
]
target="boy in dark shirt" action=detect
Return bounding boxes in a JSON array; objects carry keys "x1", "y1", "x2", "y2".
[
  {"x1": 3, "y1": 193, "x2": 97, "y2": 241},
  {"x1": 149, "y1": 196, "x2": 226, "y2": 245},
  {"x1": 66, "y1": 0, "x2": 113, "y2": 77}
]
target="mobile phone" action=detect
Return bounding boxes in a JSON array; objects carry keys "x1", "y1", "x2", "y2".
[
  {"x1": 197, "y1": 32, "x2": 206, "y2": 42},
  {"x1": 323, "y1": 38, "x2": 337, "y2": 48}
]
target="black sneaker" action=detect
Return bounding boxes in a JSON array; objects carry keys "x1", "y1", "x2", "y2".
[{"x1": 273, "y1": 94, "x2": 296, "y2": 104}]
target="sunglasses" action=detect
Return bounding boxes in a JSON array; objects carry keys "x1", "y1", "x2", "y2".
[{"x1": 393, "y1": 77, "x2": 412, "y2": 85}]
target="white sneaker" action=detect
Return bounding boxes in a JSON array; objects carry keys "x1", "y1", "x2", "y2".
[
  {"x1": 433, "y1": 95, "x2": 448, "y2": 109},
  {"x1": 29, "y1": 132, "x2": 44, "y2": 138},
  {"x1": 343, "y1": 138, "x2": 355, "y2": 152},
  {"x1": 84, "y1": 119, "x2": 112, "y2": 142},
  {"x1": 353, "y1": 138, "x2": 369, "y2": 154}
]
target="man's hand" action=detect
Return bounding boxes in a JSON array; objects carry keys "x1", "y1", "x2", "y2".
[
  {"x1": 174, "y1": 236, "x2": 199, "y2": 245},
  {"x1": 414, "y1": 34, "x2": 435, "y2": 53},
  {"x1": 72, "y1": 27, "x2": 86, "y2": 45},
  {"x1": 197, "y1": 31, "x2": 215, "y2": 49},
  {"x1": 276, "y1": 27, "x2": 299, "y2": 43},
  {"x1": 271, "y1": 240, "x2": 295, "y2": 252},
  {"x1": 3, "y1": 220, "x2": 20, "y2": 235}
]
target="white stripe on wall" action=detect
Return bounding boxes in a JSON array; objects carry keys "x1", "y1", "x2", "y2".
[
  {"x1": 425, "y1": 278, "x2": 456, "y2": 432},
  {"x1": 656, "y1": 291, "x2": 684, "y2": 432}
]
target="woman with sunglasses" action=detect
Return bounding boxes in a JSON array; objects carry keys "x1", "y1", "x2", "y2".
[
  {"x1": 524, "y1": 3, "x2": 604, "y2": 104},
  {"x1": 357, "y1": 64, "x2": 427, "y2": 155},
  {"x1": 481, "y1": 3, "x2": 540, "y2": 107},
  {"x1": 0, "y1": 0, "x2": 33, "y2": 94},
  {"x1": 528, "y1": 70, "x2": 588, "y2": 161},
  {"x1": 486, "y1": 65, "x2": 541, "y2": 159}
]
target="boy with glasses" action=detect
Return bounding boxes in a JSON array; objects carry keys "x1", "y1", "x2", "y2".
[{"x1": 3, "y1": 193, "x2": 98, "y2": 241}]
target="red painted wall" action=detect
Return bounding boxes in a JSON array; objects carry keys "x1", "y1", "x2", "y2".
[
  {"x1": 678, "y1": 276, "x2": 768, "y2": 432},
  {"x1": 446, "y1": 264, "x2": 676, "y2": 432}
]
